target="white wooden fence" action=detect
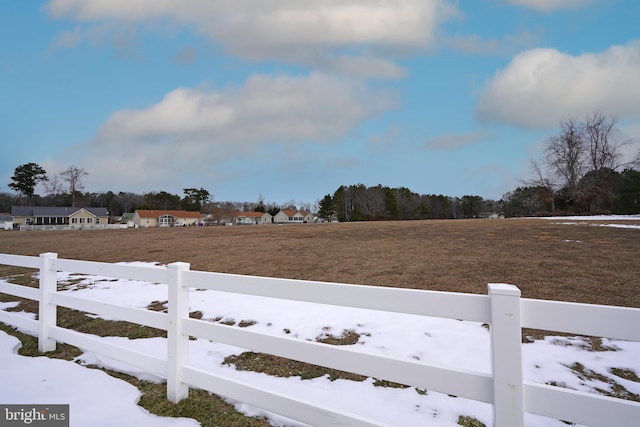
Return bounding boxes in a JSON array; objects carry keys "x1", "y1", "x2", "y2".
[
  {"x1": 0, "y1": 252, "x2": 638, "y2": 427},
  {"x1": 17, "y1": 224, "x2": 128, "y2": 231}
]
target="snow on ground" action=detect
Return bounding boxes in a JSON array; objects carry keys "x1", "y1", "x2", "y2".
[
  {"x1": 533, "y1": 214, "x2": 640, "y2": 230},
  {"x1": 0, "y1": 331, "x2": 198, "y2": 427},
  {"x1": 1, "y1": 246, "x2": 640, "y2": 426}
]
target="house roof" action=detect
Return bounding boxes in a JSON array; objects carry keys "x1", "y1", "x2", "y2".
[
  {"x1": 11, "y1": 206, "x2": 109, "y2": 217},
  {"x1": 234, "y1": 211, "x2": 271, "y2": 218},
  {"x1": 279, "y1": 209, "x2": 310, "y2": 217},
  {"x1": 134, "y1": 209, "x2": 202, "y2": 219}
]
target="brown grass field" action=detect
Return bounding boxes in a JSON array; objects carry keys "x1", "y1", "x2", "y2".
[
  {"x1": 1, "y1": 217, "x2": 639, "y2": 308},
  {"x1": 1, "y1": 217, "x2": 639, "y2": 426}
]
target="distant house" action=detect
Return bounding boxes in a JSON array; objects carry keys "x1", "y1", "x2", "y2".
[
  {"x1": 11, "y1": 206, "x2": 109, "y2": 227},
  {"x1": 1, "y1": 212, "x2": 13, "y2": 230},
  {"x1": 132, "y1": 210, "x2": 203, "y2": 227},
  {"x1": 272, "y1": 209, "x2": 313, "y2": 224},
  {"x1": 233, "y1": 211, "x2": 272, "y2": 225},
  {"x1": 118, "y1": 212, "x2": 135, "y2": 227}
]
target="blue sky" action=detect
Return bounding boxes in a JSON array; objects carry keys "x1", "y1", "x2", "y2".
[{"x1": 2, "y1": 0, "x2": 639, "y2": 205}]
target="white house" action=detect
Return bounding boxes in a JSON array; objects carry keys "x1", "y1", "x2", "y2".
[
  {"x1": 11, "y1": 206, "x2": 109, "y2": 227},
  {"x1": 132, "y1": 210, "x2": 203, "y2": 227},
  {"x1": 272, "y1": 209, "x2": 314, "y2": 224},
  {"x1": 1, "y1": 213, "x2": 13, "y2": 230},
  {"x1": 233, "y1": 211, "x2": 272, "y2": 225}
]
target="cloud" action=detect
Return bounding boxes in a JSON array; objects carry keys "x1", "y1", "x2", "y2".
[
  {"x1": 476, "y1": 40, "x2": 640, "y2": 129},
  {"x1": 45, "y1": 0, "x2": 456, "y2": 77},
  {"x1": 97, "y1": 73, "x2": 392, "y2": 144},
  {"x1": 320, "y1": 54, "x2": 408, "y2": 79},
  {"x1": 503, "y1": 0, "x2": 593, "y2": 12},
  {"x1": 45, "y1": 21, "x2": 145, "y2": 60},
  {"x1": 425, "y1": 131, "x2": 492, "y2": 150},
  {"x1": 81, "y1": 73, "x2": 395, "y2": 192}
]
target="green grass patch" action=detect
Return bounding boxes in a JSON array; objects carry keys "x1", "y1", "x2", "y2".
[
  {"x1": 316, "y1": 328, "x2": 361, "y2": 345},
  {"x1": 223, "y1": 350, "x2": 412, "y2": 391},
  {"x1": 610, "y1": 367, "x2": 640, "y2": 383},
  {"x1": 103, "y1": 370, "x2": 272, "y2": 427},
  {"x1": 458, "y1": 415, "x2": 486, "y2": 427},
  {"x1": 224, "y1": 351, "x2": 368, "y2": 382},
  {"x1": 0, "y1": 322, "x2": 82, "y2": 360},
  {"x1": 568, "y1": 362, "x2": 640, "y2": 402}
]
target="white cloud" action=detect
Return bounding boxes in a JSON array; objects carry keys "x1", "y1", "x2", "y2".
[
  {"x1": 45, "y1": 0, "x2": 456, "y2": 77},
  {"x1": 503, "y1": 0, "x2": 593, "y2": 12},
  {"x1": 46, "y1": 0, "x2": 451, "y2": 48},
  {"x1": 476, "y1": 40, "x2": 640, "y2": 129},
  {"x1": 98, "y1": 73, "x2": 391, "y2": 144},
  {"x1": 81, "y1": 73, "x2": 394, "y2": 192}
]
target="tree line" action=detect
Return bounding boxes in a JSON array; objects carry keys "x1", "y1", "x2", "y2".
[
  {"x1": 317, "y1": 185, "x2": 496, "y2": 221},
  {"x1": 4, "y1": 112, "x2": 639, "y2": 220},
  {"x1": 1, "y1": 164, "x2": 307, "y2": 219}
]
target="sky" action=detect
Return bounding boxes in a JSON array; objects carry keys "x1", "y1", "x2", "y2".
[
  {"x1": 2, "y1": 0, "x2": 640, "y2": 206},
  {"x1": 1, "y1": 221, "x2": 639, "y2": 426}
]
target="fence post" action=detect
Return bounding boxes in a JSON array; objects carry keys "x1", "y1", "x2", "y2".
[
  {"x1": 488, "y1": 283, "x2": 524, "y2": 427},
  {"x1": 38, "y1": 252, "x2": 58, "y2": 352},
  {"x1": 167, "y1": 262, "x2": 190, "y2": 403}
]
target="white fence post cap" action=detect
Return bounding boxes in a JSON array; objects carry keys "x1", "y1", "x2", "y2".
[
  {"x1": 488, "y1": 283, "x2": 520, "y2": 297},
  {"x1": 167, "y1": 262, "x2": 190, "y2": 269}
]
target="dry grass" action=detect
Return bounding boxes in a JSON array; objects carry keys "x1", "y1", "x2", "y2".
[
  {"x1": 1, "y1": 218, "x2": 638, "y2": 426},
  {"x1": 1, "y1": 218, "x2": 638, "y2": 307}
]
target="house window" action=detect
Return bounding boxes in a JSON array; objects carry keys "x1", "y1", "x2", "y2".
[
  {"x1": 96, "y1": 218, "x2": 100, "y2": 224},
  {"x1": 72, "y1": 218, "x2": 78, "y2": 224},
  {"x1": 87, "y1": 218, "x2": 93, "y2": 224}
]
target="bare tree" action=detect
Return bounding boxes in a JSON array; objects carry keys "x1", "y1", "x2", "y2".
[
  {"x1": 579, "y1": 112, "x2": 625, "y2": 210},
  {"x1": 117, "y1": 192, "x2": 141, "y2": 214},
  {"x1": 545, "y1": 118, "x2": 586, "y2": 204},
  {"x1": 353, "y1": 185, "x2": 385, "y2": 219},
  {"x1": 61, "y1": 166, "x2": 88, "y2": 207},
  {"x1": 541, "y1": 113, "x2": 627, "y2": 212},
  {"x1": 44, "y1": 173, "x2": 64, "y2": 197},
  {"x1": 523, "y1": 159, "x2": 556, "y2": 212},
  {"x1": 584, "y1": 112, "x2": 621, "y2": 172}
]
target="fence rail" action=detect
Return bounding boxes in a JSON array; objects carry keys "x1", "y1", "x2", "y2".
[
  {"x1": 17, "y1": 224, "x2": 128, "y2": 231},
  {"x1": 0, "y1": 252, "x2": 639, "y2": 427}
]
